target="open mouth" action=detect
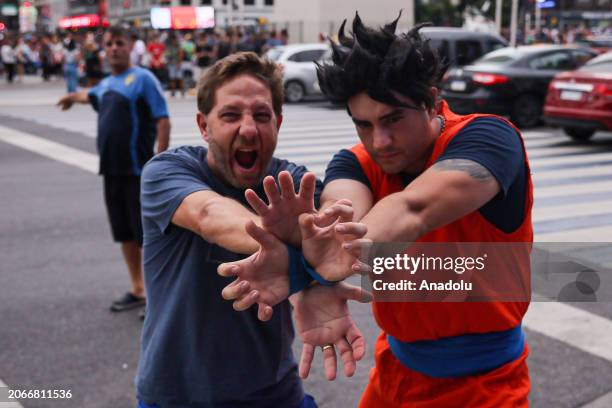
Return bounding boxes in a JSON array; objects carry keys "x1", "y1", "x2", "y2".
[{"x1": 234, "y1": 149, "x2": 258, "y2": 170}]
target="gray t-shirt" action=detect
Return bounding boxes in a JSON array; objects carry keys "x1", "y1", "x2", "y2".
[{"x1": 136, "y1": 145, "x2": 322, "y2": 408}]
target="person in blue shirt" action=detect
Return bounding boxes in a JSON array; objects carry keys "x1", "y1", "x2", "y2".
[
  {"x1": 135, "y1": 51, "x2": 335, "y2": 408},
  {"x1": 57, "y1": 25, "x2": 171, "y2": 313}
]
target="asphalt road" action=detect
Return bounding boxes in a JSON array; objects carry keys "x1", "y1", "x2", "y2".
[{"x1": 1, "y1": 78, "x2": 612, "y2": 408}]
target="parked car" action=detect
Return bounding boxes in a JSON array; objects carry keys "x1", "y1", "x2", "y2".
[
  {"x1": 543, "y1": 51, "x2": 612, "y2": 141},
  {"x1": 440, "y1": 45, "x2": 598, "y2": 127},
  {"x1": 265, "y1": 43, "x2": 330, "y2": 103},
  {"x1": 576, "y1": 36, "x2": 612, "y2": 54},
  {"x1": 419, "y1": 27, "x2": 508, "y2": 67}
]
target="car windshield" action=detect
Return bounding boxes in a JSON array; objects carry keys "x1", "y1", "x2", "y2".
[
  {"x1": 265, "y1": 47, "x2": 284, "y2": 62},
  {"x1": 473, "y1": 48, "x2": 522, "y2": 65}
]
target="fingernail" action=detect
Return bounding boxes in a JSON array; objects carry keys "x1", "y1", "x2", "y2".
[
  {"x1": 342, "y1": 243, "x2": 351, "y2": 250},
  {"x1": 336, "y1": 226, "x2": 346, "y2": 232}
]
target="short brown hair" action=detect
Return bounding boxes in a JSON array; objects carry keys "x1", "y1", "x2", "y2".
[{"x1": 197, "y1": 52, "x2": 283, "y2": 116}]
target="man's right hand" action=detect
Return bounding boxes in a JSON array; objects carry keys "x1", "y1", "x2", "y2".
[
  {"x1": 245, "y1": 171, "x2": 317, "y2": 247},
  {"x1": 57, "y1": 91, "x2": 89, "y2": 110},
  {"x1": 217, "y1": 220, "x2": 290, "y2": 321},
  {"x1": 57, "y1": 94, "x2": 75, "y2": 110}
]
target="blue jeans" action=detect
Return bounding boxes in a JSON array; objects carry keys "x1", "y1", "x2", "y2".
[
  {"x1": 64, "y1": 63, "x2": 78, "y2": 93},
  {"x1": 138, "y1": 394, "x2": 317, "y2": 408}
]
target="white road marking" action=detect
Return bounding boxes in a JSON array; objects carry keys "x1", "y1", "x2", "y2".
[
  {"x1": 581, "y1": 390, "x2": 612, "y2": 408},
  {"x1": 533, "y1": 200, "x2": 612, "y2": 222},
  {"x1": 535, "y1": 225, "x2": 612, "y2": 242},
  {"x1": 0, "y1": 379, "x2": 24, "y2": 408},
  {"x1": 524, "y1": 302, "x2": 612, "y2": 363},
  {"x1": 0, "y1": 126, "x2": 98, "y2": 174},
  {"x1": 535, "y1": 181, "x2": 612, "y2": 199},
  {"x1": 533, "y1": 164, "x2": 612, "y2": 180}
]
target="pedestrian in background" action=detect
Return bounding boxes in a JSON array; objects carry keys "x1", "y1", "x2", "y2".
[
  {"x1": 83, "y1": 33, "x2": 104, "y2": 87},
  {"x1": 63, "y1": 39, "x2": 80, "y2": 93},
  {"x1": 1, "y1": 37, "x2": 16, "y2": 83},
  {"x1": 57, "y1": 25, "x2": 171, "y2": 314},
  {"x1": 164, "y1": 32, "x2": 183, "y2": 97},
  {"x1": 130, "y1": 32, "x2": 146, "y2": 67},
  {"x1": 40, "y1": 35, "x2": 53, "y2": 81},
  {"x1": 146, "y1": 32, "x2": 166, "y2": 86},
  {"x1": 194, "y1": 31, "x2": 214, "y2": 82},
  {"x1": 51, "y1": 35, "x2": 64, "y2": 80},
  {"x1": 15, "y1": 36, "x2": 31, "y2": 82},
  {"x1": 180, "y1": 33, "x2": 195, "y2": 89}
]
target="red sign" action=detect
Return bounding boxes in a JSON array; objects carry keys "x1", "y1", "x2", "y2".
[
  {"x1": 171, "y1": 7, "x2": 196, "y2": 30},
  {"x1": 59, "y1": 14, "x2": 109, "y2": 29}
]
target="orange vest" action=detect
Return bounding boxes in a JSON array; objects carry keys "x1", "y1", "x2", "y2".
[{"x1": 350, "y1": 101, "x2": 533, "y2": 342}]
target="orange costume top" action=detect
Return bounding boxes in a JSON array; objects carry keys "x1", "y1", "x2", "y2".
[{"x1": 351, "y1": 102, "x2": 533, "y2": 408}]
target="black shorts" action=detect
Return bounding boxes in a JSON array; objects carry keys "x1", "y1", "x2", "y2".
[{"x1": 103, "y1": 176, "x2": 143, "y2": 246}]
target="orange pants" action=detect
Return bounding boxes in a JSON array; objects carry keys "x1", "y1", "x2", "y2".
[{"x1": 359, "y1": 332, "x2": 530, "y2": 408}]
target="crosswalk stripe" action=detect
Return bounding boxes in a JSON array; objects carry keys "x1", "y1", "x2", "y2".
[
  {"x1": 533, "y1": 164, "x2": 612, "y2": 180},
  {"x1": 524, "y1": 302, "x2": 612, "y2": 363},
  {"x1": 535, "y1": 180, "x2": 612, "y2": 199},
  {"x1": 0, "y1": 378, "x2": 24, "y2": 408},
  {"x1": 0, "y1": 125, "x2": 98, "y2": 174},
  {"x1": 533, "y1": 200, "x2": 612, "y2": 222},
  {"x1": 536, "y1": 224, "x2": 612, "y2": 242}
]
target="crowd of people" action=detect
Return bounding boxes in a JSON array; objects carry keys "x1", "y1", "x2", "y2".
[
  {"x1": 0, "y1": 27, "x2": 290, "y2": 95},
  {"x1": 522, "y1": 25, "x2": 612, "y2": 45}
]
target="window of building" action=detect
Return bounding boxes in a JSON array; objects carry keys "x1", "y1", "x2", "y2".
[
  {"x1": 265, "y1": 0, "x2": 274, "y2": 4},
  {"x1": 244, "y1": 0, "x2": 255, "y2": 4},
  {"x1": 201, "y1": 0, "x2": 212, "y2": 4},
  {"x1": 180, "y1": 0, "x2": 191, "y2": 4}
]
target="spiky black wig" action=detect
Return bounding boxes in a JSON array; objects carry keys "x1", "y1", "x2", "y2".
[{"x1": 316, "y1": 12, "x2": 448, "y2": 111}]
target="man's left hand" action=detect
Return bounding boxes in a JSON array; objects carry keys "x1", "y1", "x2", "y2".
[{"x1": 292, "y1": 283, "x2": 372, "y2": 380}]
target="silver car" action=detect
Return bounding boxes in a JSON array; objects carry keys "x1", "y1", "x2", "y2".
[{"x1": 266, "y1": 43, "x2": 331, "y2": 103}]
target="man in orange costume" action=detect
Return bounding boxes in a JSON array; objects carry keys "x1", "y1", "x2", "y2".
[{"x1": 219, "y1": 14, "x2": 533, "y2": 407}]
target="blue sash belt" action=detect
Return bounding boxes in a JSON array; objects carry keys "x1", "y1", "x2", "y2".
[{"x1": 387, "y1": 325, "x2": 525, "y2": 378}]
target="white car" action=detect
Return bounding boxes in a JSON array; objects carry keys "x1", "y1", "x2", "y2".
[{"x1": 266, "y1": 43, "x2": 331, "y2": 103}]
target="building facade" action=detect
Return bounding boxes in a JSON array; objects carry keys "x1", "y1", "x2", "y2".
[{"x1": 272, "y1": 0, "x2": 415, "y2": 44}]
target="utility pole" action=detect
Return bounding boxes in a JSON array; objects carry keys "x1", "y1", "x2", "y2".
[
  {"x1": 510, "y1": 0, "x2": 518, "y2": 46},
  {"x1": 535, "y1": 0, "x2": 542, "y2": 32},
  {"x1": 495, "y1": 0, "x2": 502, "y2": 34}
]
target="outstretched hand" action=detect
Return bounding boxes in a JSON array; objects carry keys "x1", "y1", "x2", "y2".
[
  {"x1": 292, "y1": 282, "x2": 372, "y2": 380},
  {"x1": 56, "y1": 94, "x2": 75, "y2": 111},
  {"x1": 218, "y1": 220, "x2": 289, "y2": 321},
  {"x1": 245, "y1": 171, "x2": 317, "y2": 247},
  {"x1": 300, "y1": 201, "x2": 370, "y2": 282}
]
